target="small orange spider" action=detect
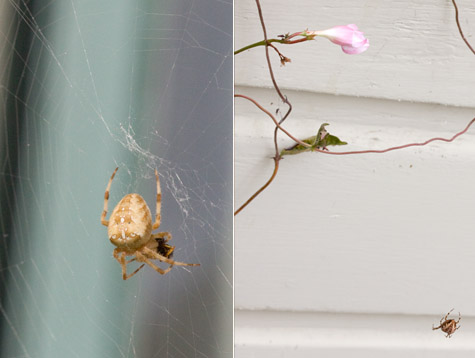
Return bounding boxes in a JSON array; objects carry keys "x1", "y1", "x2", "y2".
[
  {"x1": 432, "y1": 309, "x2": 461, "y2": 338},
  {"x1": 101, "y1": 167, "x2": 199, "y2": 280}
]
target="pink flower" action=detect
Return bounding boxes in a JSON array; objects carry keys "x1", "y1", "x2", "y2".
[{"x1": 307, "y1": 24, "x2": 369, "y2": 54}]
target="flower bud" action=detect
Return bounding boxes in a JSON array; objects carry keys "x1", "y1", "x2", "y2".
[{"x1": 308, "y1": 24, "x2": 369, "y2": 54}]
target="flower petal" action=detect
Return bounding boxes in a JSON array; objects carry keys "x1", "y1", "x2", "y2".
[
  {"x1": 341, "y1": 38, "x2": 369, "y2": 54},
  {"x1": 310, "y1": 24, "x2": 369, "y2": 55}
]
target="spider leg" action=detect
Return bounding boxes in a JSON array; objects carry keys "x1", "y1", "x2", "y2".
[
  {"x1": 432, "y1": 324, "x2": 441, "y2": 331},
  {"x1": 136, "y1": 252, "x2": 173, "y2": 275},
  {"x1": 142, "y1": 246, "x2": 199, "y2": 267},
  {"x1": 101, "y1": 167, "x2": 118, "y2": 226},
  {"x1": 152, "y1": 169, "x2": 161, "y2": 230},
  {"x1": 113, "y1": 249, "x2": 145, "y2": 280}
]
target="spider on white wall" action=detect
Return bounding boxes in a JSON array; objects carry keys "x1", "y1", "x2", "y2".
[
  {"x1": 101, "y1": 167, "x2": 199, "y2": 280},
  {"x1": 432, "y1": 309, "x2": 461, "y2": 338}
]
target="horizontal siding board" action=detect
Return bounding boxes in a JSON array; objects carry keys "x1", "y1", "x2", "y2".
[
  {"x1": 235, "y1": 87, "x2": 475, "y2": 315},
  {"x1": 236, "y1": 310, "x2": 475, "y2": 357}
]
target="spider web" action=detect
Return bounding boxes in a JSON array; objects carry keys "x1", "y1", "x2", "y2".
[{"x1": 0, "y1": 0, "x2": 233, "y2": 357}]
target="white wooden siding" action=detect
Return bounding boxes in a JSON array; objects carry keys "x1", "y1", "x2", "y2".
[{"x1": 235, "y1": 0, "x2": 475, "y2": 355}]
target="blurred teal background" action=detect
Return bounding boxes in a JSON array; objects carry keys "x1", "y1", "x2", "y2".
[{"x1": 0, "y1": 0, "x2": 232, "y2": 357}]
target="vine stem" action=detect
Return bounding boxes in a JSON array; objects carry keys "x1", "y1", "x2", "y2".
[
  {"x1": 235, "y1": 94, "x2": 310, "y2": 148},
  {"x1": 236, "y1": 118, "x2": 475, "y2": 214},
  {"x1": 234, "y1": 159, "x2": 279, "y2": 216},
  {"x1": 255, "y1": 0, "x2": 290, "y2": 111},
  {"x1": 234, "y1": 36, "x2": 310, "y2": 55},
  {"x1": 234, "y1": 38, "x2": 285, "y2": 55},
  {"x1": 315, "y1": 118, "x2": 475, "y2": 155},
  {"x1": 233, "y1": 0, "x2": 294, "y2": 217},
  {"x1": 451, "y1": 0, "x2": 475, "y2": 55}
]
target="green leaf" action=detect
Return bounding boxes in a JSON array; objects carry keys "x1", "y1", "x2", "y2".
[{"x1": 281, "y1": 123, "x2": 347, "y2": 156}]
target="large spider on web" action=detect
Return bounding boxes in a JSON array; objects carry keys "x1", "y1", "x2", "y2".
[{"x1": 101, "y1": 167, "x2": 200, "y2": 280}]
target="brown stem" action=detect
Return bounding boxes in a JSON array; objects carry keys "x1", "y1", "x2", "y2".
[
  {"x1": 234, "y1": 0, "x2": 294, "y2": 216},
  {"x1": 255, "y1": 0, "x2": 293, "y2": 159},
  {"x1": 255, "y1": 0, "x2": 288, "y2": 107},
  {"x1": 314, "y1": 118, "x2": 475, "y2": 155},
  {"x1": 451, "y1": 0, "x2": 475, "y2": 55},
  {"x1": 234, "y1": 158, "x2": 280, "y2": 216},
  {"x1": 235, "y1": 94, "x2": 310, "y2": 148},
  {"x1": 268, "y1": 43, "x2": 291, "y2": 65}
]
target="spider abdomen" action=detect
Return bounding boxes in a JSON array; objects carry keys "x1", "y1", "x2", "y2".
[{"x1": 108, "y1": 193, "x2": 152, "y2": 250}]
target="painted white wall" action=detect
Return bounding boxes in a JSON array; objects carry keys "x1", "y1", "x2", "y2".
[{"x1": 235, "y1": 0, "x2": 475, "y2": 356}]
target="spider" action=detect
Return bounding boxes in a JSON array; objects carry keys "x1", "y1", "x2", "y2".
[
  {"x1": 432, "y1": 309, "x2": 461, "y2": 338},
  {"x1": 101, "y1": 167, "x2": 199, "y2": 280}
]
